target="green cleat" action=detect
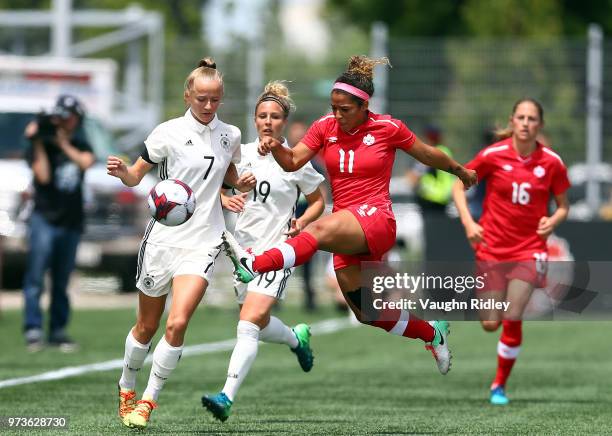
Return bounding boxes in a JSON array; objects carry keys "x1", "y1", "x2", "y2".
[
  {"x1": 221, "y1": 231, "x2": 257, "y2": 283},
  {"x1": 291, "y1": 323, "x2": 314, "y2": 372},
  {"x1": 425, "y1": 320, "x2": 452, "y2": 375},
  {"x1": 201, "y1": 392, "x2": 233, "y2": 422}
]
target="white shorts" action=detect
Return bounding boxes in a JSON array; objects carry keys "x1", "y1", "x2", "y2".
[
  {"x1": 136, "y1": 242, "x2": 221, "y2": 297},
  {"x1": 234, "y1": 268, "x2": 293, "y2": 304}
]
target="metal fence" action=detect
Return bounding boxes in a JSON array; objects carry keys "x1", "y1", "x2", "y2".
[
  {"x1": 165, "y1": 35, "x2": 610, "y2": 164},
  {"x1": 163, "y1": 31, "x2": 612, "y2": 215},
  {"x1": 387, "y1": 37, "x2": 611, "y2": 166}
]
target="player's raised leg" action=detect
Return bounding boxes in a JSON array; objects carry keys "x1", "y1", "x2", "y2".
[
  {"x1": 224, "y1": 209, "x2": 369, "y2": 285},
  {"x1": 222, "y1": 229, "x2": 319, "y2": 284}
]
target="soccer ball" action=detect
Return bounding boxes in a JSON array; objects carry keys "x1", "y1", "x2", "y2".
[{"x1": 147, "y1": 179, "x2": 196, "y2": 226}]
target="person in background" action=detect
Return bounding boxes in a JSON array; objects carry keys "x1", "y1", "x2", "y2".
[
  {"x1": 22, "y1": 95, "x2": 95, "y2": 352},
  {"x1": 406, "y1": 125, "x2": 455, "y2": 261}
]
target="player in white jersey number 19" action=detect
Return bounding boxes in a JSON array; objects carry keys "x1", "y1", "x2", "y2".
[{"x1": 201, "y1": 81, "x2": 325, "y2": 422}]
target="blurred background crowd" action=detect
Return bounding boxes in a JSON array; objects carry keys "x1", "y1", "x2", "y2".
[{"x1": 0, "y1": 0, "x2": 611, "y2": 317}]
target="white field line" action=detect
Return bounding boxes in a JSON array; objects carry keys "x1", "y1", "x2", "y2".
[{"x1": 0, "y1": 317, "x2": 354, "y2": 390}]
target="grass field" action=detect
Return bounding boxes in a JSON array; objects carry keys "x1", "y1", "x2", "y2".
[{"x1": 0, "y1": 305, "x2": 610, "y2": 435}]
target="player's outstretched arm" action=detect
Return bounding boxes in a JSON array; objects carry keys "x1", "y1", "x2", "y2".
[
  {"x1": 259, "y1": 139, "x2": 316, "y2": 172},
  {"x1": 106, "y1": 156, "x2": 153, "y2": 187},
  {"x1": 408, "y1": 137, "x2": 477, "y2": 189}
]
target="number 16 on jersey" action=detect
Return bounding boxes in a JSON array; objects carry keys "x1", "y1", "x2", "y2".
[{"x1": 511, "y1": 182, "x2": 531, "y2": 205}]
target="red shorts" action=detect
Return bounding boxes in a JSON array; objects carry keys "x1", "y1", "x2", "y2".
[
  {"x1": 476, "y1": 254, "x2": 548, "y2": 292},
  {"x1": 333, "y1": 203, "x2": 396, "y2": 270}
]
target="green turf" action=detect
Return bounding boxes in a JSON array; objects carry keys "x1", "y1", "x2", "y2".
[{"x1": 0, "y1": 307, "x2": 610, "y2": 435}]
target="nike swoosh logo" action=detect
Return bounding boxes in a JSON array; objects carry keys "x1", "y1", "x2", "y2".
[{"x1": 240, "y1": 257, "x2": 253, "y2": 275}]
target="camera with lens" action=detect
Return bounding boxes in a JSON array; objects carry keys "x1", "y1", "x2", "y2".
[
  {"x1": 32, "y1": 95, "x2": 85, "y2": 142},
  {"x1": 35, "y1": 111, "x2": 61, "y2": 141}
]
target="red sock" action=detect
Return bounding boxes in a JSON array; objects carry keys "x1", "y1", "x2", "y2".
[
  {"x1": 492, "y1": 320, "x2": 522, "y2": 388},
  {"x1": 403, "y1": 314, "x2": 435, "y2": 342},
  {"x1": 253, "y1": 232, "x2": 318, "y2": 273},
  {"x1": 372, "y1": 309, "x2": 435, "y2": 342}
]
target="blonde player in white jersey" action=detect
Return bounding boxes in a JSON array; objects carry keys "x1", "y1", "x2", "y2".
[
  {"x1": 106, "y1": 57, "x2": 256, "y2": 430},
  {"x1": 201, "y1": 82, "x2": 325, "y2": 422}
]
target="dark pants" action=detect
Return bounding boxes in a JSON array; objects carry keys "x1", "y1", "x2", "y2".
[{"x1": 23, "y1": 211, "x2": 81, "y2": 336}]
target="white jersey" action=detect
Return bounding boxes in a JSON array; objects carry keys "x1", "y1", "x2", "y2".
[
  {"x1": 143, "y1": 110, "x2": 241, "y2": 249},
  {"x1": 234, "y1": 138, "x2": 324, "y2": 253}
]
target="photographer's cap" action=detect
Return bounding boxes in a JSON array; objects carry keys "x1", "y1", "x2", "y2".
[{"x1": 54, "y1": 95, "x2": 85, "y2": 120}]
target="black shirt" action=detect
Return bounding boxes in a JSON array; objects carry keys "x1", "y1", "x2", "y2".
[{"x1": 26, "y1": 133, "x2": 93, "y2": 231}]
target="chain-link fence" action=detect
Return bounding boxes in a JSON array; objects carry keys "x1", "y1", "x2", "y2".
[
  {"x1": 387, "y1": 37, "x2": 612, "y2": 166},
  {"x1": 163, "y1": 34, "x2": 611, "y2": 209},
  {"x1": 167, "y1": 35, "x2": 610, "y2": 163}
]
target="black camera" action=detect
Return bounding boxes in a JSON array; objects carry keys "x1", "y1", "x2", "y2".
[
  {"x1": 32, "y1": 95, "x2": 85, "y2": 142},
  {"x1": 35, "y1": 111, "x2": 60, "y2": 141}
]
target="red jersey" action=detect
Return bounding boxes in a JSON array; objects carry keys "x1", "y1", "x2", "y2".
[
  {"x1": 302, "y1": 112, "x2": 415, "y2": 210},
  {"x1": 466, "y1": 139, "x2": 570, "y2": 261}
]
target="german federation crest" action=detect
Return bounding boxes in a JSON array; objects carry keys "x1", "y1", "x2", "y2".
[
  {"x1": 143, "y1": 275, "x2": 155, "y2": 290},
  {"x1": 220, "y1": 135, "x2": 231, "y2": 151}
]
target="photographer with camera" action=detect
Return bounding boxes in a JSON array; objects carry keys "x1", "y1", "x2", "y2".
[{"x1": 22, "y1": 95, "x2": 95, "y2": 352}]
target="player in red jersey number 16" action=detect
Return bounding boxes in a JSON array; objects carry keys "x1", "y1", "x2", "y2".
[{"x1": 453, "y1": 98, "x2": 570, "y2": 405}]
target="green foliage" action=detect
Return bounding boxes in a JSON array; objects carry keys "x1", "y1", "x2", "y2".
[
  {"x1": 440, "y1": 38, "x2": 582, "y2": 163},
  {"x1": 462, "y1": 0, "x2": 564, "y2": 36},
  {"x1": 326, "y1": 0, "x2": 466, "y2": 36},
  {"x1": 326, "y1": 0, "x2": 612, "y2": 36}
]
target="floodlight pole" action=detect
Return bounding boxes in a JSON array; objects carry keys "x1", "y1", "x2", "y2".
[
  {"x1": 246, "y1": 38, "x2": 265, "y2": 142},
  {"x1": 51, "y1": 0, "x2": 71, "y2": 58},
  {"x1": 586, "y1": 23, "x2": 603, "y2": 216},
  {"x1": 370, "y1": 22, "x2": 389, "y2": 114}
]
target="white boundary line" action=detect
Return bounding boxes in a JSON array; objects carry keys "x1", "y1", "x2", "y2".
[{"x1": 0, "y1": 317, "x2": 355, "y2": 390}]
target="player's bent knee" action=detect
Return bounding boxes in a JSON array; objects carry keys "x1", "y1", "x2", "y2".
[
  {"x1": 303, "y1": 219, "x2": 332, "y2": 244},
  {"x1": 346, "y1": 287, "x2": 378, "y2": 323},
  {"x1": 481, "y1": 320, "x2": 501, "y2": 332},
  {"x1": 133, "y1": 321, "x2": 159, "y2": 341},
  {"x1": 165, "y1": 317, "x2": 189, "y2": 340},
  {"x1": 239, "y1": 309, "x2": 269, "y2": 328}
]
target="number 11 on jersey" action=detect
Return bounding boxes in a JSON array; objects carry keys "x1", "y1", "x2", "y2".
[{"x1": 339, "y1": 149, "x2": 355, "y2": 173}]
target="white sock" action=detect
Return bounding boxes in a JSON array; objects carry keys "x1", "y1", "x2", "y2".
[
  {"x1": 222, "y1": 320, "x2": 260, "y2": 402},
  {"x1": 276, "y1": 242, "x2": 296, "y2": 268},
  {"x1": 142, "y1": 336, "x2": 183, "y2": 401},
  {"x1": 119, "y1": 331, "x2": 151, "y2": 391},
  {"x1": 259, "y1": 316, "x2": 298, "y2": 349}
]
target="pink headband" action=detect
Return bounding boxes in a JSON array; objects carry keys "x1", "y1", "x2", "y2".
[{"x1": 332, "y1": 82, "x2": 370, "y2": 101}]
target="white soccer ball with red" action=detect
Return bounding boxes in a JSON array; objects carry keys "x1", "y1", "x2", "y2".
[{"x1": 147, "y1": 179, "x2": 196, "y2": 226}]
